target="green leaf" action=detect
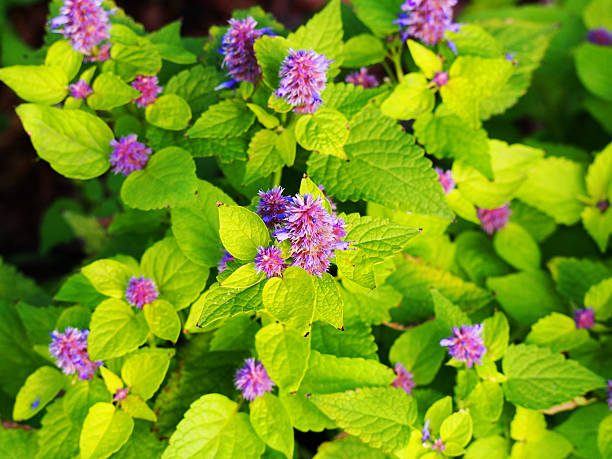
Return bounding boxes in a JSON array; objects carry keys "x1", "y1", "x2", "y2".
[
  {"x1": 586, "y1": 278, "x2": 612, "y2": 321},
  {"x1": 288, "y1": 0, "x2": 343, "y2": 62},
  {"x1": 584, "y1": 0, "x2": 612, "y2": 29},
  {"x1": 218, "y1": 205, "x2": 270, "y2": 260},
  {"x1": 108, "y1": 36, "x2": 161, "y2": 81},
  {"x1": 454, "y1": 231, "x2": 510, "y2": 286},
  {"x1": 13, "y1": 366, "x2": 66, "y2": 421},
  {"x1": 247, "y1": 103, "x2": 279, "y2": 129},
  {"x1": 0, "y1": 428, "x2": 38, "y2": 459},
  {"x1": 162, "y1": 394, "x2": 265, "y2": 459},
  {"x1": 0, "y1": 65, "x2": 67, "y2": 105},
  {"x1": 255, "y1": 323, "x2": 311, "y2": 392},
  {"x1": 342, "y1": 279, "x2": 400, "y2": 325},
  {"x1": 145, "y1": 94, "x2": 192, "y2": 131},
  {"x1": 440, "y1": 411, "x2": 473, "y2": 449},
  {"x1": 381, "y1": 73, "x2": 435, "y2": 120},
  {"x1": 100, "y1": 366, "x2": 124, "y2": 396},
  {"x1": 575, "y1": 43, "x2": 612, "y2": 102},
  {"x1": 45, "y1": 40, "x2": 82, "y2": 80},
  {"x1": 526, "y1": 312, "x2": 589, "y2": 352},
  {"x1": 143, "y1": 300, "x2": 181, "y2": 342},
  {"x1": 87, "y1": 72, "x2": 140, "y2": 111},
  {"x1": 502, "y1": 343, "x2": 606, "y2": 410},
  {"x1": 121, "y1": 394, "x2": 157, "y2": 421},
  {"x1": 250, "y1": 393, "x2": 294, "y2": 458},
  {"x1": 81, "y1": 259, "x2": 133, "y2": 299},
  {"x1": 322, "y1": 82, "x2": 388, "y2": 120},
  {"x1": 307, "y1": 109, "x2": 452, "y2": 219},
  {"x1": 350, "y1": 0, "x2": 404, "y2": 37},
  {"x1": 408, "y1": 40, "x2": 442, "y2": 79},
  {"x1": 113, "y1": 420, "x2": 166, "y2": 459},
  {"x1": 389, "y1": 320, "x2": 447, "y2": 385},
  {"x1": 424, "y1": 396, "x2": 453, "y2": 436},
  {"x1": 88, "y1": 298, "x2": 149, "y2": 361},
  {"x1": 313, "y1": 273, "x2": 344, "y2": 329},
  {"x1": 187, "y1": 100, "x2": 255, "y2": 138},
  {"x1": 276, "y1": 125, "x2": 296, "y2": 166},
  {"x1": 222, "y1": 264, "x2": 265, "y2": 289},
  {"x1": 210, "y1": 314, "x2": 259, "y2": 351},
  {"x1": 55, "y1": 272, "x2": 106, "y2": 309},
  {"x1": 482, "y1": 312, "x2": 509, "y2": 362},
  {"x1": 295, "y1": 108, "x2": 350, "y2": 158},
  {"x1": 16, "y1": 104, "x2": 112, "y2": 179},
  {"x1": 148, "y1": 21, "x2": 197, "y2": 64},
  {"x1": 263, "y1": 266, "x2": 315, "y2": 334},
  {"x1": 432, "y1": 289, "x2": 471, "y2": 332},
  {"x1": 279, "y1": 390, "x2": 334, "y2": 433},
  {"x1": 164, "y1": 65, "x2": 222, "y2": 115},
  {"x1": 310, "y1": 387, "x2": 417, "y2": 452},
  {"x1": 549, "y1": 257, "x2": 611, "y2": 306},
  {"x1": 141, "y1": 237, "x2": 209, "y2": 310},
  {"x1": 80, "y1": 402, "x2": 134, "y2": 459},
  {"x1": 121, "y1": 348, "x2": 175, "y2": 400},
  {"x1": 582, "y1": 206, "x2": 612, "y2": 253},
  {"x1": 509, "y1": 200, "x2": 557, "y2": 243},
  {"x1": 493, "y1": 222, "x2": 540, "y2": 271},
  {"x1": 445, "y1": 24, "x2": 503, "y2": 59},
  {"x1": 598, "y1": 414, "x2": 612, "y2": 459},
  {"x1": 254, "y1": 35, "x2": 293, "y2": 91},
  {"x1": 342, "y1": 34, "x2": 386, "y2": 67},
  {"x1": 465, "y1": 435, "x2": 508, "y2": 459},
  {"x1": 556, "y1": 403, "x2": 609, "y2": 459},
  {"x1": 314, "y1": 435, "x2": 390, "y2": 458},
  {"x1": 244, "y1": 129, "x2": 284, "y2": 185},
  {"x1": 311, "y1": 318, "x2": 377, "y2": 360},
  {"x1": 466, "y1": 381, "x2": 504, "y2": 433},
  {"x1": 121, "y1": 146, "x2": 197, "y2": 210}
]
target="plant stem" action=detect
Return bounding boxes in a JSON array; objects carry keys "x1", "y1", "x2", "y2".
[{"x1": 273, "y1": 167, "x2": 283, "y2": 187}]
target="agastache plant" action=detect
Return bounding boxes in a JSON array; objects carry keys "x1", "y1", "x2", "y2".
[
  {"x1": 235, "y1": 358, "x2": 275, "y2": 401},
  {"x1": 49, "y1": 328, "x2": 101, "y2": 380}
]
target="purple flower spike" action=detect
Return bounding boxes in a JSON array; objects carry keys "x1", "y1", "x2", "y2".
[
  {"x1": 433, "y1": 71, "x2": 449, "y2": 87},
  {"x1": 391, "y1": 362, "x2": 416, "y2": 395},
  {"x1": 256, "y1": 186, "x2": 290, "y2": 230},
  {"x1": 607, "y1": 380, "x2": 612, "y2": 410},
  {"x1": 32, "y1": 397, "x2": 40, "y2": 409},
  {"x1": 587, "y1": 28, "x2": 612, "y2": 46},
  {"x1": 86, "y1": 42, "x2": 111, "y2": 62},
  {"x1": 345, "y1": 67, "x2": 379, "y2": 88},
  {"x1": 440, "y1": 324, "x2": 486, "y2": 368},
  {"x1": 276, "y1": 49, "x2": 332, "y2": 114},
  {"x1": 395, "y1": 0, "x2": 458, "y2": 46},
  {"x1": 254, "y1": 246, "x2": 285, "y2": 278},
  {"x1": 422, "y1": 419, "x2": 431, "y2": 446},
  {"x1": 48, "y1": 0, "x2": 112, "y2": 56},
  {"x1": 477, "y1": 204, "x2": 511, "y2": 234},
  {"x1": 221, "y1": 17, "x2": 270, "y2": 84},
  {"x1": 69, "y1": 79, "x2": 93, "y2": 99},
  {"x1": 435, "y1": 168, "x2": 455, "y2": 194},
  {"x1": 131, "y1": 75, "x2": 162, "y2": 108},
  {"x1": 113, "y1": 387, "x2": 129, "y2": 402},
  {"x1": 49, "y1": 328, "x2": 102, "y2": 380},
  {"x1": 218, "y1": 250, "x2": 234, "y2": 273},
  {"x1": 109, "y1": 135, "x2": 152, "y2": 176},
  {"x1": 235, "y1": 358, "x2": 275, "y2": 401},
  {"x1": 574, "y1": 308, "x2": 595, "y2": 329},
  {"x1": 125, "y1": 275, "x2": 159, "y2": 309},
  {"x1": 432, "y1": 438, "x2": 446, "y2": 453}
]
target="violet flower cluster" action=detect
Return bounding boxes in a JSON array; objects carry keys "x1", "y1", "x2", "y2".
[
  {"x1": 125, "y1": 275, "x2": 159, "y2": 309},
  {"x1": 391, "y1": 362, "x2": 416, "y2": 395},
  {"x1": 440, "y1": 324, "x2": 486, "y2": 368},
  {"x1": 574, "y1": 307, "x2": 595, "y2": 329},
  {"x1": 218, "y1": 250, "x2": 235, "y2": 273},
  {"x1": 109, "y1": 135, "x2": 153, "y2": 176},
  {"x1": 587, "y1": 28, "x2": 612, "y2": 46},
  {"x1": 345, "y1": 67, "x2": 379, "y2": 88},
  {"x1": 254, "y1": 246, "x2": 285, "y2": 279},
  {"x1": 435, "y1": 168, "x2": 455, "y2": 194},
  {"x1": 422, "y1": 419, "x2": 446, "y2": 452},
  {"x1": 276, "y1": 49, "x2": 332, "y2": 113},
  {"x1": 49, "y1": 327, "x2": 101, "y2": 380},
  {"x1": 49, "y1": 0, "x2": 112, "y2": 57},
  {"x1": 477, "y1": 204, "x2": 511, "y2": 234},
  {"x1": 69, "y1": 80, "x2": 92, "y2": 100},
  {"x1": 395, "y1": 0, "x2": 458, "y2": 47},
  {"x1": 131, "y1": 75, "x2": 162, "y2": 108},
  {"x1": 234, "y1": 358, "x2": 275, "y2": 401}
]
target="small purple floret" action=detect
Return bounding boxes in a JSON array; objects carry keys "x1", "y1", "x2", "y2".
[
  {"x1": 574, "y1": 308, "x2": 595, "y2": 329},
  {"x1": 113, "y1": 387, "x2": 129, "y2": 402},
  {"x1": 432, "y1": 438, "x2": 446, "y2": 453},
  {"x1": 422, "y1": 419, "x2": 431, "y2": 445},
  {"x1": 49, "y1": 327, "x2": 102, "y2": 380},
  {"x1": 220, "y1": 17, "x2": 271, "y2": 84},
  {"x1": 256, "y1": 186, "x2": 290, "y2": 230},
  {"x1": 345, "y1": 67, "x2": 379, "y2": 88},
  {"x1": 254, "y1": 246, "x2": 285, "y2": 278},
  {"x1": 235, "y1": 358, "x2": 275, "y2": 401},
  {"x1": 276, "y1": 49, "x2": 332, "y2": 113},
  {"x1": 218, "y1": 250, "x2": 235, "y2": 273},
  {"x1": 607, "y1": 380, "x2": 612, "y2": 410},
  {"x1": 435, "y1": 168, "x2": 455, "y2": 194},
  {"x1": 587, "y1": 28, "x2": 612, "y2": 46},
  {"x1": 69, "y1": 79, "x2": 93, "y2": 99},
  {"x1": 109, "y1": 135, "x2": 152, "y2": 176},
  {"x1": 31, "y1": 397, "x2": 40, "y2": 409},
  {"x1": 440, "y1": 324, "x2": 486, "y2": 368},
  {"x1": 391, "y1": 362, "x2": 416, "y2": 395},
  {"x1": 433, "y1": 71, "x2": 449, "y2": 87},
  {"x1": 395, "y1": 0, "x2": 458, "y2": 46},
  {"x1": 131, "y1": 75, "x2": 162, "y2": 108},
  {"x1": 597, "y1": 200, "x2": 610, "y2": 212},
  {"x1": 477, "y1": 204, "x2": 511, "y2": 234},
  {"x1": 125, "y1": 275, "x2": 159, "y2": 309}
]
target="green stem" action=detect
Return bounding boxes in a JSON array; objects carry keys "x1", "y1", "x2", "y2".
[
  {"x1": 147, "y1": 332, "x2": 157, "y2": 348},
  {"x1": 381, "y1": 59, "x2": 396, "y2": 83},
  {"x1": 273, "y1": 167, "x2": 283, "y2": 187},
  {"x1": 391, "y1": 48, "x2": 404, "y2": 82}
]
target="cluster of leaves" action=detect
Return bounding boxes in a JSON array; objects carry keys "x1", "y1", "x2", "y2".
[{"x1": 0, "y1": 0, "x2": 611, "y2": 458}]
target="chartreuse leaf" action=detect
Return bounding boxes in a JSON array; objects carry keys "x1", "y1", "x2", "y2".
[
  {"x1": 0, "y1": 65, "x2": 67, "y2": 105},
  {"x1": 381, "y1": 73, "x2": 435, "y2": 120},
  {"x1": 407, "y1": 40, "x2": 442, "y2": 79},
  {"x1": 482, "y1": 311, "x2": 509, "y2": 361},
  {"x1": 322, "y1": 82, "x2": 387, "y2": 120},
  {"x1": 121, "y1": 394, "x2": 156, "y2": 422},
  {"x1": 440, "y1": 411, "x2": 473, "y2": 456},
  {"x1": 164, "y1": 65, "x2": 221, "y2": 114},
  {"x1": 145, "y1": 94, "x2": 192, "y2": 131},
  {"x1": 583, "y1": 0, "x2": 612, "y2": 29},
  {"x1": 431, "y1": 289, "x2": 471, "y2": 332},
  {"x1": 502, "y1": 343, "x2": 605, "y2": 410},
  {"x1": 254, "y1": 35, "x2": 293, "y2": 91},
  {"x1": 107, "y1": 32, "x2": 161, "y2": 81},
  {"x1": 556, "y1": 403, "x2": 609, "y2": 459},
  {"x1": 342, "y1": 279, "x2": 400, "y2": 325},
  {"x1": 250, "y1": 393, "x2": 294, "y2": 458},
  {"x1": 313, "y1": 273, "x2": 343, "y2": 329},
  {"x1": 88, "y1": 298, "x2": 149, "y2": 361},
  {"x1": 121, "y1": 147, "x2": 198, "y2": 211},
  {"x1": 342, "y1": 34, "x2": 386, "y2": 67},
  {"x1": 310, "y1": 387, "x2": 417, "y2": 452},
  {"x1": 586, "y1": 138, "x2": 612, "y2": 202},
  {"x1": 465, "y1": 436, "x2": 508, "y2": 459},
  {"x1": 163, "y1": 394, "x2": 265, "y2": 459},
  {"x1": 445, "y1": 24, "x2": 503, "y2": 58},
  {"x1": 510, "y1": 407, "x2": 573, "y2": 459},
  {"x1": 587, "y1": 278, "x2": 612, "y2": 321},
  {"x1": 81, "y1": 259, "x2": 134, "y2": 299},
  {"x1": 244, "y1": 129, "x2": 284, "y2": 185},
  {"x1": 279, "y1": 390, "x2": 334, "y2": 433},
  {"x1": 121, "y1": 348, "x2": 175, "y2": 400},
  {"x1": 255, "y1": 323, "x2": 310, "y2": 392},
  {"x1": 55, "y1": 274, "x2": 111, "y2": 310},
  {"x1": 221, "y1": 264, "x2": 265, "y2": 289},
  {"x1": 80, "y1": 402, "x2": 134, "y2": 459},
  {"x1": 13, "y1": 366, "x2": 66, "y2": 421},
  {"x1": 575, "y1": 43, "x2": 612, "y2": 102},
  {"x1": 308, "y1": 109, "x2": 451, "y2": 219},
  {"x1": 493, "y1": 222, "x2": 540, "y2": 271},
  {"x1": 425, "y1": 396, "x2": 452, "y2": 436},
  {"x1": 187, "y1": 100, "x2": 255, "y2": 138},
  {"x1": 315, "y1": 436, "x2": 389, "y2": 458},
  {"x1": 247, "y1": 103, "x2": 279, "y2": 129},
  {"x1": 526, "y1": 313, "x2": 589, "y2": 352},
  {"x1": 311, "y1": 318, "x2": 377, "y2": 360},
  {"x1": 45, "y1": 40, "x2": 82, "y2": 80},
  {"x1": 148, "y1": 21, "x2": 197, "y2": 64},
  {"x1": 549, "y1": 257, "x2": 611, "y2": 305},
  {"x1": 276, "y1": 125, "x2": 296, "y2": 166},
  {"x1": 582, "y1": 206, "x2": 612, "y2": 253},
  {"x1": 295, "y1": 108, "x2": 350, "y2": 158},
  {"x1": 0, "y1": 428, "x2": 38, "y2": 459},
  {"x1": 16, "y1": 104, "x2": 112, "y2": 179},
  {"x1": 87, "y1": 73, "x2": 140, "y2": 111},
  {"x1": 218, "y1": 205, "x2": 270, "y2": 260},
  {"x1": 100, "y1": 367, "x2": 124, "y2": 396},
  {"x1": 466, "y1": 381, "x2": 504, "y2": 436},
  {"x1": 350, "y1": 0, "x2": 404, "y2": 37},
  {"x1": 143, "y1": 300, "x2": 181, "y2": 342},
  {"x1": 263, "y1": 267, "x2": 315, "y2": 334},
  {"x1": 599, "y1": 414, "x2": 612, "y2": 459},
  {"x1": 141, "y1": 237, "x2": 209, "y2": 310},
  {"x1": 300, "y1": 175, "x2": 333, "y2": 213}
]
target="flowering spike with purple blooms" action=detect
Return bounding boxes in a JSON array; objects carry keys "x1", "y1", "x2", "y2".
[
  {"x1": 433, "y1": 71, "x2": 449, "y2": 87},
  {"x1": 422, "y1": 419, "x2": 431, "y2": 446},
  {"x1": 391, "y1": 362, "x2": 416, "y2": 395},
  {"x1": 69, "y1": 80, "x2": 93, "y2": 99},
  {"x1": 218, "y1": 250, "x2": 234, "y2": 273},
  {"x1": 574, "y1": 308, "x2": 595, "y2": 329},
  {"x1": 345, "y1": 67, "x2": 379, "y2": 88},
  {"x1": 131, "y1": 75, "x2": 162, "y2": 108},
  {"x1": 109, "y1": 135, "x2": 153, "y2": 176},
  {"x1": 395, "y1": 0, "x2": 458, "y2": 46},
  {"x1": 86, "y1": 42, "x2": 111, "y2": 62},
  {"x1": 435, "y1": 168, "x2": 455, "y2": 194},
  {"x1": 587, "y1": 28, "x2": 612, "y2": 46},
  {"x1": 254, "y1": 246, "x2": 285, "y2": 278},
  {"x1": 49, "y1": 328, "x2": 102, "y2": 380},
  {"x1": 477, "y1": 204, "x2": 511, "y2": 235},
  {"x1": 432, "y1": 438, "x2": 446, "y2": 453},
  {"x1": 235, "y1": 358, "x2": 275, "y2": 401},
  {"x1": 113, "y1": 387, "x2": 129, "y2": 402},
  {"x1": 256, "y1": 186, "x2": 290, "y2": 230},
  {"x1": 220, "y1": 17, "x2": 271, "y2": 84},
  {"x1": 440, "y1": 324, "x2": 486, "y2": 368},
  {"x1": 276, "y1": 49, "x2": 332, "y2": 114},
  {"x1": 125, "y1": 275, "x2": 159, "y2": 309},
  {"x1": 49, "y1": 0, "x2": 112, "y2": 56},
  {"x1": 607, "y1": 380, "x2": 612, "y2": 410}
]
